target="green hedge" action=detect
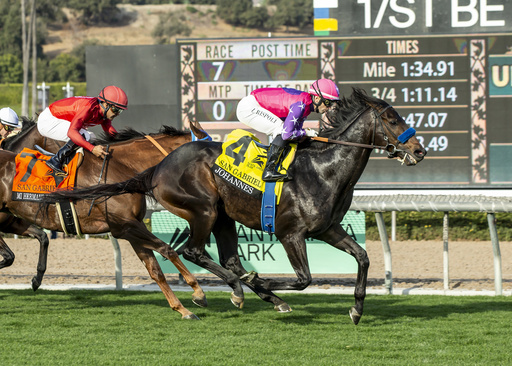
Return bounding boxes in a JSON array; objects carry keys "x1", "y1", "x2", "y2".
[
  {"x1": 365, "y1": 211, "x2": 512, "y2": 241},
  {"x1": 0, "y1": 83, "x2": 87, "y2": 116}
]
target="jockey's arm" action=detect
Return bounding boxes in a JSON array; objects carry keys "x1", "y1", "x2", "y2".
[
  {"x1": 281, "y1": 101, "x2": 306, "y2": 141},
  {"x1": 68, "y1": 113, "x2": 95, "y2": 152}
]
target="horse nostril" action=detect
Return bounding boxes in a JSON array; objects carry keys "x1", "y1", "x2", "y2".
[{"x1": 415, "y1": 149, "x2": 427, "y2": 158}]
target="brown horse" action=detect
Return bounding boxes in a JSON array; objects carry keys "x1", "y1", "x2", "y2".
[
  {"x1": 0, "y1": 118, "x2": 62, "y2": 291},
  {"x1": 45, "y1": 88, "x2": 426, "y2": 324},
  {"x1": 0, "y1": 121, "x2": 209, "y2": 319}
]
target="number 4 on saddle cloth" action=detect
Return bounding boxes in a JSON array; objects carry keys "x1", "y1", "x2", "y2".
[
  {"x1": 212, "y1": 129, "x2": 297, "y2": 234},
  {"x1": 11, "y1": 148, "x2": 83, "y2": 235}
]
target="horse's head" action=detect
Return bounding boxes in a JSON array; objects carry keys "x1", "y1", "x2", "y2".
[
  {"x1": 371, "y1": 103, "x2": 426, "y2": 166},
  {"x1": 322, "y1": 88, "x2": 426, "y2": 166}
]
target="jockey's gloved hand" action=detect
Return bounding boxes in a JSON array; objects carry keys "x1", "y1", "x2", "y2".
[{"x1": 305, "y1": 128, "x2": 318, "y2": 137}]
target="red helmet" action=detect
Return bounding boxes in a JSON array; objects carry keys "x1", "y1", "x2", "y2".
[
  {"x1": 98, "y1": 86, "x2": 128, "y2": 110},
  {"x1": 309, "y1": 79, "x2": 340, "y2": 100}
]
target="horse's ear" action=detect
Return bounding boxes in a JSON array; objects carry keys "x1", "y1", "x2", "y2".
[
  {"x1": 188, "y1": 118, "x2": 210, "y2": 141},
  {"x1": 20, "y1": 116, "x2": 36, "y2": 130}
]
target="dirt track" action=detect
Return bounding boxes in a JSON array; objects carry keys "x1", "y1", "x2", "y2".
[{"x1": 1, "y1": 237, "x2": 510, "y2": 292}]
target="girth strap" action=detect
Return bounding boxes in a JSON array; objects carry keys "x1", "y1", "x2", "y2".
[{"x1": 145, "y1": 135, "x2": 169, "y2": 156}]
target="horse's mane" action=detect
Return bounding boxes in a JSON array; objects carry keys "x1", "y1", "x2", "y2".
[
  {"x1": 1, "y1": 117, "x2": 37, "y2": 150},
  {"x1": 320, "y1": 87, "x2": 388, "y2": 139},
  {"x1": 95, "y1": 125, "x2": 188, "y2": 144}
]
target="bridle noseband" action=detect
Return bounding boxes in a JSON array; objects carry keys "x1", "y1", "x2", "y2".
[
  {"x1": 372, "y1": 106, "x2": 416, "y2": 158},
  {"x1": 313, "y1": 104, "x2": 416, "y2": 158}
]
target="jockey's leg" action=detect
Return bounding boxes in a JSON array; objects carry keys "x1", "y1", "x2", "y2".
[
  {"x1": 45, "y1": 139, "x2": 77, "y2": 176},
  {"x1": 262, "y1": 134, "x2": 292, "y2": 182}
]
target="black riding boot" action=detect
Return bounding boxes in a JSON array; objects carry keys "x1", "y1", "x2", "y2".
[
  {"x1": 46, "y1": 140, "x2": 78, "y2": 176},
  {"x1": 262, "y1": 136, "x2": 292, "y2": 182}
]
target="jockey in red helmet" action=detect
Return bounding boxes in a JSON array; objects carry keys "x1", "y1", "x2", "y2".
[
  {"x1": 236, "y1": 79, "x2": 339, "y2": 182},
  {"x1": 37, "y1": 85, "x2": 128, "y2": 176}
]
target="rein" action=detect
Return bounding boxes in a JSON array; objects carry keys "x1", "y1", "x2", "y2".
[
  {"x1": 312, "y1": 105, "x2": 389, "y2": 150},
  {"x1": 312, "y1": 105, "x2": 416, "y2": 158},
  {"x1": 311, "y1": 136, "x2": 387, "y2": 149}
]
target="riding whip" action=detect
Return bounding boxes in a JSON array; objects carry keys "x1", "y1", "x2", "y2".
[{"x1": 87, "y1": 145, "x2": 110, "y2": 216}]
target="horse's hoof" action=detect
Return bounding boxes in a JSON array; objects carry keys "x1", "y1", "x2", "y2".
[
  {"x1": 274, "y1": 303, "x2": 292, "y2": 313},
  {"x1": 349, "y1": 306, "x2": 362, "y2": 325},
  {"x1": 31, "y1": 277, "x2": 41, "y2": 292},
  {"x1": 192, "y1": 295, "x2": 208, "y2": 308},
  {"x1": 230, "y1": 292, "x2": 244, "y2": 309},
  {"x1": 182, "y1": 313, "x2": 201, "y2": 320}
]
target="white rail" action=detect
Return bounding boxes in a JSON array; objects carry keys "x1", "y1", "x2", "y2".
[{"x1": 350, "y1": 192, "x2": 512, "y2": 295}]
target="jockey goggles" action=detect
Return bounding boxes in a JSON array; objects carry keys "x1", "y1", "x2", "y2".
[
  {"x1": 322, "y1": 98, "x2": 334, "y2": 108},
  {"x1": 1, "y1": 122, "x2": 15, "y2": 132},
  {"x1": 109, "y1": 105, "x2": 123, "y2": 115}
]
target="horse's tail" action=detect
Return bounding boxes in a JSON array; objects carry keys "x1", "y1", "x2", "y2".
[{"x1": 44, "y1": 165, "x2": 158, "y2": 205}]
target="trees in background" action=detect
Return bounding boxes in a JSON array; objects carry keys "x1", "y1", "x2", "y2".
[
  {"x1": 0, "y1": 0, "x2": 314, "y2": 89},
  {"x1": 272, "y1": 0, "x2": 313, "y2": 30},
  {"x1": 64, "y1": 0, "x2": 123, "y2": 25},
  {"x1": 217, "y1": 0, "x2": 313, "y2": 30},
  {"x1": 0, "y1": 54, "x2": 23, "y2": 84},
  {"x1": 151, "y1": 13, "x2": 192, "y2": 44}
]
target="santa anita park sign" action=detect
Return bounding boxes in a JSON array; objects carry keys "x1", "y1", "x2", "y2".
[{"x1": 152, "y1": 211, "x2": 365, "y2": 274}]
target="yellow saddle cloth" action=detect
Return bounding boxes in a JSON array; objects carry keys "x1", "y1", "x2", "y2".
[
  {"x1": 212, "y1": 129, "x2": 296, "y2": 203},
  {"x1": 12, "y1": 148, "x2": 81, "y2": 202}
]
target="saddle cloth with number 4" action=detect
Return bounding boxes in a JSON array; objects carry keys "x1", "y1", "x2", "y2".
[{"x1": 211, "y1": 129, "x2": 296, "y2": 202}]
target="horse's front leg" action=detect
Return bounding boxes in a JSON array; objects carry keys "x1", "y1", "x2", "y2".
[
  {"x1": 128, "y1": 243, "x2": 199, "y2": 320},
  {"x1": 111, "y1": 220, "x2": 207, "y2": 311},
  {"x1": 240, "y1": 233, "x2": 312, "y2": 313},
  {"x1": 0, "y1": 236, "x2": 15, "y2": 269},
  {"x1": 316, "y1": 223, "x2": 369, "y2": 325},
  {"x1": 0, "y1": 216, "x2": 49, "y2": 291}
]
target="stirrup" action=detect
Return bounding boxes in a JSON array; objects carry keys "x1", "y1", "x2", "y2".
[
  {"x1": 46, "y1": 161, "x2": 67, "y2": 176},
  {"x1": 262, "y1": 171, "x2": 291, "y2": 182}
]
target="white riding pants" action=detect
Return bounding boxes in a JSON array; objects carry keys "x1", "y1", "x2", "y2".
[
  {"x1": 236, "y1": 95, "x2": 283, "y2": 138},
  {"x1": 37, "y1": 107, "x2": 95, "y2": 143}
]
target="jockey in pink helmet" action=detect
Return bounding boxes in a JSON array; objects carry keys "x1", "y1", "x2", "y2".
[
  {"x1": 236, "y1": 78, "x2": 339, "y2": 182},
  {"x1": 37, "y1": 85, "x2": 128, "y2": 176}
]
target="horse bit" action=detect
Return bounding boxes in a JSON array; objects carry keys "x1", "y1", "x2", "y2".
[{"x1": 372, "y1": 105, "x2": 416, "y2": 159}]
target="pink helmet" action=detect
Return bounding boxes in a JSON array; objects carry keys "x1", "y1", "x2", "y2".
[
  {"x1": 98, "y1": 85, "x2": 128, "y2": 110},
  {"x1": 309, "y1": 79, "x2": 340, "y2": 100}
]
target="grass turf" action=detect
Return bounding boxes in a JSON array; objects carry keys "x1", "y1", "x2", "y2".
[{"x1": 0, "y1": 290, "x2": 510, "y2": 365}]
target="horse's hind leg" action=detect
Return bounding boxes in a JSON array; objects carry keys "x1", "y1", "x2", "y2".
[
  {"x1": 129, "y1": 243, "x2": 200, "y2": 320},
  {"x1": 152, "y1": 162, "x2": 244, "y2": 307},
  {"x1": 317, "y1": 224, "x2": 369, "y2": 325},
  {"x1": 212, "y1": 211, "x2": 292, "y2": 312},
  {"x1": 0, "y1": 216, "x2": 49, "y2": 291}
]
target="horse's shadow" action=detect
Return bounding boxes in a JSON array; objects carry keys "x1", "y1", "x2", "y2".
[
  {"x1": 249, "y1": 294, "x2": 512, "y2": 325},
  {"x1": 2, "y1": 290, "x2": 509, "y2": 325}
]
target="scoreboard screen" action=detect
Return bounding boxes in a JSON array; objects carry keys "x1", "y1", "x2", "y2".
[{"x1": 178, "y1": 34, "x2": 512, "y2": 187}]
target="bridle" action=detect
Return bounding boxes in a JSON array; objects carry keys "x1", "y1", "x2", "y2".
[{"x1": 312, "y1": 104, "x2": 416, "y2": 158}]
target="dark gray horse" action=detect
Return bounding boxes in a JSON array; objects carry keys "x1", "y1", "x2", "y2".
[{"x1": 44, "y1": 88, "x2": 426, "y2": 324}]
